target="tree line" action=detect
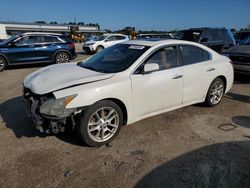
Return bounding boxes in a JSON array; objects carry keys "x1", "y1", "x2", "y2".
[{"x1": 34, "y1": 21, "x2": 100, "y2": 27}]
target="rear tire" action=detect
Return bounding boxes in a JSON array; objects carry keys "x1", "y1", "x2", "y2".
[
  {"x1": 77, "y1": 100, "x2": 123, "y2": 147},
  {"x1": 0, "y1": 56, "x2": 7, "y2": 71},
  {"x1": 55, "y1": 52, "x2": 70, "y2": 64},
  {"x1": 205, "y1": 78, "x2": 225, "y2": 107}
]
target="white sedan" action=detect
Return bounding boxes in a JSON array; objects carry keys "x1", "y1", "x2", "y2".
[{"x1": 23, "y1": 39, "x2": 234, "y2": 146}]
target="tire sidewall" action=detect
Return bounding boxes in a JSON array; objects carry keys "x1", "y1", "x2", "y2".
[
  {"x1": 205, "y1": 78, "x2": 225, "y2": 107},
  {"x1": 96, "y1": 46, "x2": 104, "y2": 52},
  {"x1": 0, "y1": 56, "x2": 6, "y2": 71},
  {"x1": 78, "y1": 100, "x2": 123, "y2": 147}
]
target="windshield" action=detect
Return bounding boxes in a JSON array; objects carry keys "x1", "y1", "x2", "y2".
[
  {"x1": 78, "y1": 44, "x2": 150, "y2": 73},
  {"x1": 95, "y1": 35, "x2": 107, "y2": 41},
  {"x1": 0, "y1": 35, "x2": 18, "y2": 45}
]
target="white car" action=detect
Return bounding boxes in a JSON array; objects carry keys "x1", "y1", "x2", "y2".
[
  {"x1": 82, "y1": 34, "x2": 129, "y2": 53},
  {"x1": 23, "y1": 39, "x2": 234, "y2": 146}
]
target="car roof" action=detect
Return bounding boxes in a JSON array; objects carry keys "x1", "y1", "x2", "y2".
[
  {"x1": 23, "y1": 32, "x2": 62, "y2": 36},
  {"x1": 122, "y1": 39, "x2": 201, "y2": 47},
  {"x1": 104, "y1": 33, "x2": 127, "y2": 37}
]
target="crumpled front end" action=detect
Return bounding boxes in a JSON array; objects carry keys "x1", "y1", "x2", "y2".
[{"x1": 23, "y1": 86, "x2": 82, "y2": 134}]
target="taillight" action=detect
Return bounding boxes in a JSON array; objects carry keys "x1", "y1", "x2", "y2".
[{"x1": 67, "y1": 43, "x2": 75, "y2": 48}]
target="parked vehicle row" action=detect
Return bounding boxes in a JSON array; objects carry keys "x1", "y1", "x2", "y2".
[
  {"x1": 0, "y1": 32, "x2": 76, "y2": 71},
  {"x1": 23, "y1": 39, "x2": 234, "y2": 146},
  {"x1": 223, "y1": 45, "x2": 250, "y2": 75}
]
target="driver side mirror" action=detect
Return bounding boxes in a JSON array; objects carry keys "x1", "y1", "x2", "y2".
[
  {"x1": 104, "y1": 39, "x2": 109, "y2": 42},
  {"x1": 143, "y1": 63, "x2": 159, "y2": 74}
]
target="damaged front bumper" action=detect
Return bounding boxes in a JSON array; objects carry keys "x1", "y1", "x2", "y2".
[{"x1": 23, "y1": 87, "x2": 81, "y2": 134}]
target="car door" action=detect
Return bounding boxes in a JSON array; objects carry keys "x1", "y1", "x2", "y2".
[
  {"x1": 130, "y1": 46, "x2": 183, "y2": 119},
  {"x1": 4, "y1": 35, "x2": 38, "y2": 64},
  {"x1": 179, "y1": 45, "x2": 216, "y2": 104},
  {"x1": 5, "y1": 35, "x2": 51, "y2": 64},
  {"x1": 34, "y1": 35, "x2": 61, "y2": 62}
]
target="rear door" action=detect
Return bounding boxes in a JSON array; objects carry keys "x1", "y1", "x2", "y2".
[
  {"x1": 179, "y1": 45, "x2": 216, "y2": 103},
  {"x1": 34, "y1": 35, "x2": 63, "y2": 62}
]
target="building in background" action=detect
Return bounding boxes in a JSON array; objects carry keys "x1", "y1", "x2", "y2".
[{"x1": 0, "y1": 21, "x2": 105, "y2": 41}]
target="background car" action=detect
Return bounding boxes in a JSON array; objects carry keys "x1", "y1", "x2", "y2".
[
  {"x1": 223, "y1": 45, "x2": 250, "y2": 75},
  {"x1": 175, "y1": 28, "x2": 236, "y2": 53},
  {"x1": 234, "y1": 31, "x2": 250, "y2": 45},
  {"x1": 23, "y1": 39, "x2": 233, "y2": 146},
  {"x1": 82, "y1": 33, "x2": 129, "y2": 53},
  {"x1": 0, "y1": 32, "x2": 76, "y2": 71},
  {"x1": 138, "y1": 33, "x2": 173, "y2": 39}
]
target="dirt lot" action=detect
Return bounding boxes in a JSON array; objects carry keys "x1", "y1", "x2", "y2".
[{"x1": 0, "y1": 47, "x2": 250, "y2": 188}]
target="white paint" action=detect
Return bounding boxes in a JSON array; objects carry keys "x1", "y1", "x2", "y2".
[{"x1": 23, "y1": 39, "x2": 234, "y2": 125}]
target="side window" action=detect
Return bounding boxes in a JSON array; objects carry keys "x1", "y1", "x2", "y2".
[
  {"x1": 42, "y1": 36, "x2": 60, "y2": 43},
  {"x1": 210, "y1": 30, "x2": 222, "y2": 41},
  {"x1": 15, "y1": 36, "x2": 38, "y2": 45},
  {"x1": 115, "y1": 36, "x2": 126, "y2": 40},
  {"x1": 201, "y1": 30, "x2": 212, "y2": 42},
  {"x1": 180, "y1": 45, "x2": 210, "y2": 65},
  {"x1": 106, "y1": 36, "x2": 116, "y2": 41},
  {"x1": 145, "y1": 46, "x2": 178, "y2": 71}
]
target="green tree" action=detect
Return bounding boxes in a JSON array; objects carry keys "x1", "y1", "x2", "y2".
[{"x1": 35, "y1": 21, "x2": 46, "y2": 24}]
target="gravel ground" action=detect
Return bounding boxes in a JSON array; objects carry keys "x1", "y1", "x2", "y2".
[{"x1": 0, "y1": 46, "x2": 250, "y2": 188}]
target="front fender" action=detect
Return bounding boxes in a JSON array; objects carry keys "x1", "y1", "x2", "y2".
[{"x1": 53, "y1": 78, "x2": 131, "y2": 112}]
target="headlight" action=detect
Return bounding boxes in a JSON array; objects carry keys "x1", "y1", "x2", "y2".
[{"x1": 40, "y1": 95, "x2": 77, "y2": 118}]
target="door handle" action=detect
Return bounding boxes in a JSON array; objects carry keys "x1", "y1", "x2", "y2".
[
  {"x1": 172, "y1": 75, "x2": 183, "y2": 79},
  {"x1": 207, "y1": 67, "x2": 215, "y2": 72}
]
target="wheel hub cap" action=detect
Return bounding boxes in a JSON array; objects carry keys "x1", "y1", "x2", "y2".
[{"x1": 87, "y1": 107, "x2": 119, "y2": 142}]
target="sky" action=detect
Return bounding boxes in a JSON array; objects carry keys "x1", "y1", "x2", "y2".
[{"x1": 0, "y1": 0, "x2": 249, "y2": 31}]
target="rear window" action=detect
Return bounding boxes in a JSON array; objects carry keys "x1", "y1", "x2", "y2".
[
  {"x1": 60, "y1": 35, "x2": 73, "y2": 43},
  {"x1": 39, "y1": 36, "x2": 61, "y2": 43}
]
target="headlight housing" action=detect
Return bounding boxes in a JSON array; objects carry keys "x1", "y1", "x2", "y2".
[{"x1": 40, "y1": 95, "x2": 77, "y2": 118}]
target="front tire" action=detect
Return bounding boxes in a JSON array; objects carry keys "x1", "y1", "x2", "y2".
[
  {"x1": 205, "y1": 78, "x2": 225, "y2": 107},
  {"x1": 55, "y1": 52, "x2": 70, "y2": 64},
  {"x1": 96, "y1": 46, "x2": 104, "y2": 52},
  {"x1": 78, "y1": 100, "x2": 123, "y2": 147},
  {"x1": 0, "y1": 56, "x2": 7, "y2": 71}
]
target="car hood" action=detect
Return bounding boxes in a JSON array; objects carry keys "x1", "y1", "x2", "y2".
[
  {"x1": 223, "y1": 45, "x2": 250, "y2": 55},
  {"x1": 23, "y1": 63, "x2": 114, "y2": 95}
]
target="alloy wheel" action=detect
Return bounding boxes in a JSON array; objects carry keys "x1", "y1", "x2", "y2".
[
  {"x1": 56, "y1": 53, "x2": 70, "y2": 63},
  {"x1": 87, "y1": 107, "x2": 119, "y2": 142},
  {"x1": 209, "y1": 81, "x2": 224, "y2": 105}
]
